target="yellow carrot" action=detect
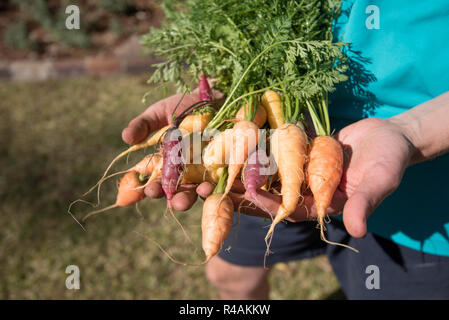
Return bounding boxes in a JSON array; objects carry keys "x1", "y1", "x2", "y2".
[
  {"x1": 178, "y1": 112, "x2": 213, "y2": 134},
  {"x1": 203, "y1": 130, "x2": 230, "y2": 171},
  {"x1": 261, "y1": 90, "x2": 284, "y2": 129}
]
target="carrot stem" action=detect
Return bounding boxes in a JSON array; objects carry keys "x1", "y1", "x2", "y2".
[
  {"x1": 213, "y1": 167, "x2": 228, "y2": 194},
  {"x1": 207, "y1": 39, "x2": 304, "y2": 129},
  {"x1": 306, "y1": 100, "x2": 326, "y2": 136}
]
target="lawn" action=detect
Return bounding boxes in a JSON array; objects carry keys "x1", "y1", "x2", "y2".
[{"x1": 0, "y1": 75, "x2": 343, "y2": 299}]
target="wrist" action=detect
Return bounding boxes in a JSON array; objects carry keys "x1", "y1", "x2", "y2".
[
  {"x1": 388, "y1": 91, "x2": 449, "y2": 164},
  {"x1": 387, "y1": 115, "x2": 422, "y2": 165}
]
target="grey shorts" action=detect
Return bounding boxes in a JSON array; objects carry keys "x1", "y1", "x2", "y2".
[{"x1": 218, "y1": 214, "x2": 449, "y2": 299}]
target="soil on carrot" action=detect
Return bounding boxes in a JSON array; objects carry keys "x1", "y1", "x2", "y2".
[{"x1": 0, "y1": 75, "x2": 342, "y2": 299}]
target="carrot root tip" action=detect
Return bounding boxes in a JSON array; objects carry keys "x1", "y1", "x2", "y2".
[
  {"x1": 82, "y1": 203, "x2": 118, "y2": 222},
  {"x1": 317, "y1": 216, "x2": 359, "y2": 253}
]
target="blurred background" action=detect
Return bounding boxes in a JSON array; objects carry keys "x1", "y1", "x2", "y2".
[{"x1": 0, "y1": 0, "x2": 343, "y2": 299}]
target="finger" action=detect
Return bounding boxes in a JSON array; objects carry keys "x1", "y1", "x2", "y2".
[
  {"x1": 239, "y1": 189, "x2": 345, "y2": 223},
  {"x1": 342, "y1": 192, "x2": 369, "y2": 238},
  {"x1": 144, "y1": 180, "x2": 164, "y2": 199},
  {"x1": 122, "y1": 93, "x2": 192, "y2": 145},
  {"x1": 122, "y1": 117, "x2": 150, "y2": 145},
  {"x1": 122, "y1": 98, "x2": 172, "y2": 145},
  {"x1": 122, "y1": 83, "x2": 224, "y2": 146},
  {"x1": 342, "y1": 168, "x2": 399, "y2": 238},
  {"x1": 238, "y1": 189, "x2": 312, "y2": 221},
  {"x1": 243, "y1": 190, "x2": 281, "y2": 218},
  {"x1": 172, "y1": 184, "x2": 198, "y2": 211},
  {"x1": 230, "y1": 179, "x2": 245, "y2": 193},
  {"x1": 196, "y1": 182, "x2": 215, "y2": 199},
  {"x1": 227, "y1": 193, "x2": 260, "y2": 215},
  {"x1": 196, "y1": 179, "x2": 244, "y2": 200}
]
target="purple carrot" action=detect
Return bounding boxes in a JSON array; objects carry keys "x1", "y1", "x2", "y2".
[
  {"x1": 161, "y1": 128, "x2": 183, "y2": 210},
  {"x1": 199, "y1": 74, "x2": 212, "y2": 101},
  {"x1": 162, "y1": 76, "x2": 213, "y2": 210},
  {"x1": 243, "y1": 150, "x2": 270, "y2": 201}
]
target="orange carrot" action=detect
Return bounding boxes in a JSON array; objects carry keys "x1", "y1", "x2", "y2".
[
  {"x1": 265, "y1": 123, "x2": 307, "y2": 242},
  {"x1": 115, "y1": 171, "x2": 146, "y2": 206},
  {"x1": 201, "y1": 193, "x2": 234, "y2": 263},
  {"x1": 82, "y1": 170, "x2": 145, "y2": 221},
  {"x1": 134, "y1": 154, "x2": 163, "y2": 190},
  {"x1": 306, "y1": 136, "x2": 358, "y2": 252},
  {"x1": 235, "y1": 104, "x2": 267, "y2": 128},
  {"x1": 222, "y1": 120, "x2": 259, "y2": 199},
  {"x1": 133, "y1": 153, "x2": 162, "y2": 176}
]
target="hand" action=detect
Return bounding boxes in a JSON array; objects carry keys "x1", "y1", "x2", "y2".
[
  {"x1": 211, "y1": 118, "x2": 415, "y2": 238},
  {"x1": 122, "y1": 86, "x2": 222, "y2": 211}
]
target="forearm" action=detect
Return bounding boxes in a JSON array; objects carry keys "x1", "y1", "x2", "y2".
[{"x1": 391, "y1": 91, "x2": 449, "y2": 164}]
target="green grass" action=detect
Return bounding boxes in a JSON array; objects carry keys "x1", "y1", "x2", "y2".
[{"x1": 0, "y1": 75, "x2": 343, "y2": 299}]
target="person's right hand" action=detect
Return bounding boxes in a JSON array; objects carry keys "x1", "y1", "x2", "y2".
[{"x1": 122, "y1": 88, "x2": 222, "y2": 211}]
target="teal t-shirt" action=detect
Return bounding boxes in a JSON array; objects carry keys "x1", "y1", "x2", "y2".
[{"x1": 330, "y1": 0, "x2": 449, "y2": 256}]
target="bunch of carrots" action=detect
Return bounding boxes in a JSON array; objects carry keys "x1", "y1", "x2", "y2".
[
  {"x1": 70, "y1": 0, "x2": 358, "y2": 265},
  {"x1": 71, "y1": 75, "x2": 357, "y2": 266}
]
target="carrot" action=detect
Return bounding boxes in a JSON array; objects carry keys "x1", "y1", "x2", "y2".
[
  {"x1": 306, "y1": 136, "x2": 358, "y2": 252},
  {"x1": 203, "y1": 130, "x2": 230, "y2": 171},
  {"x1": 265, "y1": 123, "x2": 307, "y2": 242},
  {"x1": 133, "y1": 153, "x2": 162, "y2": 176},
  {"x1": 77, "y1": 152, "x2": 160, "y2": 209},
  {"x1": 206, "y1": 166, "x2": 224, "y2": 184},
  {"x1": 161, "y1": 128, "x2": 183, "y2": 211},
  {"x1": 82, "y1": 170, "x2": 145, "y2": 221},
  {"x1": 202, "y1": 193, "x2": 234, "y2": 263},
  {"x1": 88, "y1": 101, "x2": 214, "y2": 207},
  {"x1": 100, "y1": 112, "x2": 209, "y2": 182},
  {"x1": 95, "y1": 76, "x2": 215, "y2": 194},
  {"x1": 261, "y1": 90, "x2": 284, "y2": 129},
  {"x1": 159, "y1": 78, "x2": 214, "y2": 229},
  {"x1": 101, "y1": 124, "x2": 168, "y2": 179},
  {"x1": 201, "y1": 169, "x2": 234, "y2": 263},
  {"x1": 222, "y1": 120, "x2": 259, "y2": 199},
  {"x1": 199, "y1": 74, "x2": 212, "y2": 101},
  {"x1": 235, "y1": 104, "x2": 267, "y2": 128},
  {"x1": 242, "y1": 150, "x2": 269, "y2": 201},
  {"x1": 135, "y1": 168, "x2": 232, "y2": 266},
  {"x1": 178, "y1": 112, "x2": 213, "y2": 134},
  {"x1": 133, "y1": 153, "x2": 164, "y2": 190},
  {"x1": 181, "y1": 164, "x2": 223, "y2": 184}
]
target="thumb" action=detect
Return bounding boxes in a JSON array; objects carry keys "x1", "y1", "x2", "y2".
[
  {"x1": 122, "y1": 117, "x2": 151, "y2": 145},
  {"x1": 122, "y1": 92, "x2": 204, "y2": 145},
  {"x1": 342, "y1": 168, "x2": 399, "y2": 238},
  {"x1": 121, "y1": 97, "x2": 178, "y2": 145}
]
